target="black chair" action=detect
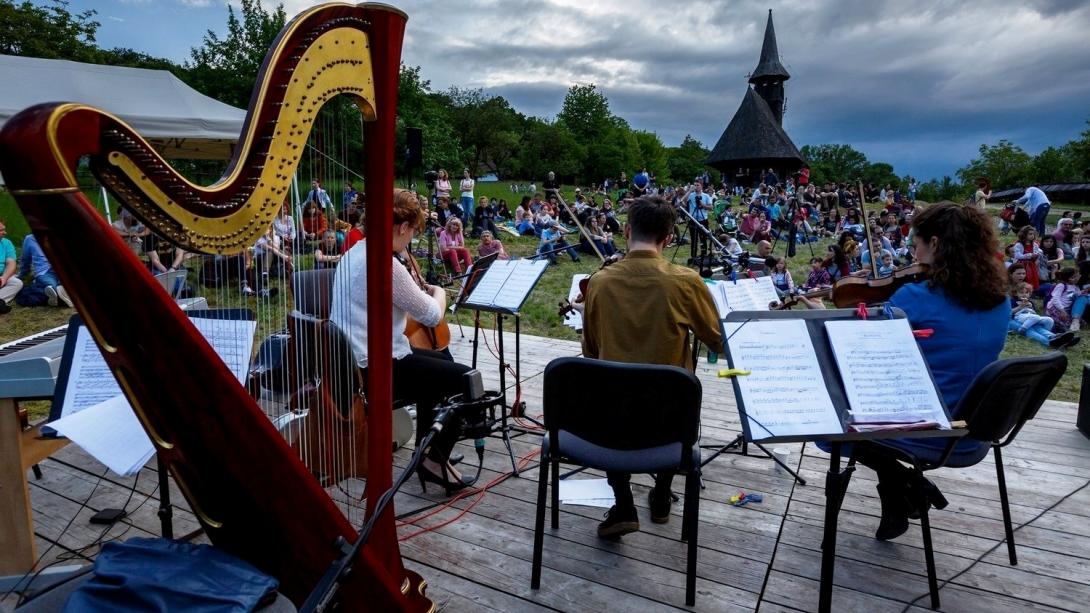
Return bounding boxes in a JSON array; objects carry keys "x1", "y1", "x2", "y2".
[
  {"x1": 862, "y1": 352, "x2": 1067, "y2": 609},
  {"x1": 530, "y1": 357, "x2": 704, "y2": 606},
  {"x1": 292, "y1": 268, "x2": 336, "y2": 319}
]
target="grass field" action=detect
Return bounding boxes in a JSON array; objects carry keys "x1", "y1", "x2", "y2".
[{"x1": 2, "y1": 182, "x2": 1086, "y2": 407}]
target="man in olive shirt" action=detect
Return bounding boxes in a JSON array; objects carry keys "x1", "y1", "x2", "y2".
[{"x1": 581, "y1": 195, "x2": 724, "y2": 538}]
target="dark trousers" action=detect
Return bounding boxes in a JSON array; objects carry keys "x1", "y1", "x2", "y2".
[
  {"x1": 607, "y1": 471, "x2": 675, "y2": 510},
  {"x1": 688, "y1": 219, "x2": 709, "y2": 262},
  {"x1": 392, "y1": 347, "x2": 471, "y2": 463}
]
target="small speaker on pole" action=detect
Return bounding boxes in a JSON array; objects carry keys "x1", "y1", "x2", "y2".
[{"x1": 406, "y1": 127, "x2": 423, "y2": 171}]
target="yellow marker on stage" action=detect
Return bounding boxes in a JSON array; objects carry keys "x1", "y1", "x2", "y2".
[{"x1": 717, "y1": 368, "x2": 751, "y2": 378}]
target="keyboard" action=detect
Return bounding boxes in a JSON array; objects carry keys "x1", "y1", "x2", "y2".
[{"x1": 0, "y1": 325, "x2": 68, "y2": 399}]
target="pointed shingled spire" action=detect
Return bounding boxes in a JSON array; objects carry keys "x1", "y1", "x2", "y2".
[{"x1": 748, "y1": 9, "x2": 790, "y2": 82}]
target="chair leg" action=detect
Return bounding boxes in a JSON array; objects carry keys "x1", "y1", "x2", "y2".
[
  {"x1": 531, "y1": 453, "x2": 549, "y2": 590},
  {"x1": 994, "y1": 445, "x2": 1018, "y2": 566},
  {"x1": 550, "y1": 459, "x2": 560, "y2": 530},
  {"x1": 919, "y1": 507, "x2": 940, "y2": 609},
  {"x1": 683, "y1": 471, "x2": 700, "y2": 607}
]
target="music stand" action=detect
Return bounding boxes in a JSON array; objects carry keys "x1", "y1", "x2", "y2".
[{"x1": 462, "y1": 259, "x2": 550, "y2": 475}]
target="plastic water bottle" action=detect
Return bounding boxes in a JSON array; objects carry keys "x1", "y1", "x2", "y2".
[{"x1": 707, "y1": 351, "x2": 718, "y2": 364}]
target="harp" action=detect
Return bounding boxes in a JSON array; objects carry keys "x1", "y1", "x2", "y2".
[{"x1": 0, "y1": 2, "x2": 432, "y2": 610}]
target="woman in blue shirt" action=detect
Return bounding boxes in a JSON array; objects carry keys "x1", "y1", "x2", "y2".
[{"x1": 855, "y1": 203, "x2": 1010, "y2": 541}]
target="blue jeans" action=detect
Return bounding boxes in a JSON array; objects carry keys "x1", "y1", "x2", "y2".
[
  {"x1": 1009, "y1": 317, "x2": 1054, "y2": 347},
  {"x1": 15, "y1": 272, "x2": 60, "y2": 307},
  {"x1": 461, "y1": 196, "x2": 475, "y2": 219},
  {"x1": 1030, "y1": 203, "x2": 1050, "y2": 236}
]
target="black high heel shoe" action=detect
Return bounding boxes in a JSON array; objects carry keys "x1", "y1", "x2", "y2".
[
  {"x1": 417, "y1": 464, "x2": 472, "y2": 496},
  {"x1": 906, "y1": 475, "x2": 948, "y2": 520},
  {"x1": 875, "y1": 482, "x2": 911, "y2": 541}
]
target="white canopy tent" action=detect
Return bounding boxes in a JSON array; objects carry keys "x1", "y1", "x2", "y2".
[{"x1": 0, "y1": 54, "x2": 245, "y2": 161}]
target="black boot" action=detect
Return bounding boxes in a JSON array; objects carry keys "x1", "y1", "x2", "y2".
[
  {"x1": 906, "y1": 475, "x2": 948, "y2": 519},
  {"x1": 875, "y1": 482, "x2": 911, "y2": 541}
]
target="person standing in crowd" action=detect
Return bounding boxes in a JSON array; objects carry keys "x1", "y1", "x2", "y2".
[
  {"x1": 682, "y1": 180, "x2": 714, "y2": 265},
  {"x1": 435, "y1": 169, "x2": 452, "y2": 204},
  {"x1": 15, "y1": 233, "x2": 72, "y2": 308},
  {"x1": 577, "y1": 195, "x2": 723, "y2": 538},
  {"x1": 0, "y1": 220, "x2": 23, "y2": 314},
  {"x1": 459, "y1": 169, "x2": 476, "y2": 220},
  {"x1": 306, "y1": 179, "x2": 333, "y2": 211},
  {"x1": 341, "y1": 182, "x2": 357, "y2": 215},
  {"x1": 1015, "y1": 186, "x2": 1051, "y2": 236}
]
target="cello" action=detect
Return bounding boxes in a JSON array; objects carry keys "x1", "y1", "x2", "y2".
[
  {"x1": 0, "y1": 4, "x2": 431, "y2": 610},
  {"x1": 399, "y1": 249, "x2": 452, "y2": 351}
]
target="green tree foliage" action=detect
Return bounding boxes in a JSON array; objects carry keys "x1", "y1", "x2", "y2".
[
  {"x1": 800, "y1": 144, "x2": 868, "y2": 185},
  {"x1": 862, "y1": 162, "x2": 899, "y2": 189},
  {"x1": 444, "y1": 87, "x2": 522, "y2": 177},
  {"x1": 185, "y1": 0, "x2": 286, "y2": 109},
  {"x1": 512, "y1": 117, "x2": 580, "y2": 181},
  {"x1": 396, "y1": 65, "x2": 462, "y2": 175},
  {"x1": 666, "y1": 135, "x2": 710, "y2": 183},
  {"x1": 0, "y1": 0, "x2": 99, "y2": 61},
  {"x1": 956, "y1": 140, "x2": 1032, "y2": 191},
  {"x1": 916, "y1": 176, "x2": 961, "y2": 203},
  {"x1": 633, "y1": 130, "x2": 669, "y2": 182}
]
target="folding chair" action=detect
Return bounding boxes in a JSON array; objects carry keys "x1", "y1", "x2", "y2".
[{"x1": 530, "y1": 357, "x2": 704, "y2": 606}]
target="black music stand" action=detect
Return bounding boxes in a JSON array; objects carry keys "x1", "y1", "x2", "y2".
[
  {"x1": 461, "y1": 259, "x2": 550, "y2": 475},
  {"x1": 722, "y1": 308, "x2": 966, "y2": 613}
]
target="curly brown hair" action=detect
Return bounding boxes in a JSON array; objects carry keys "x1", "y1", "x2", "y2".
[{"x1": 913, "y1": 203, "x2": 1007, "y2": 310}]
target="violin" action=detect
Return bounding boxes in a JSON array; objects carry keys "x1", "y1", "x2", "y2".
[
  {"x1": 771, "y1": 287, "x2": 833, "y2": 310},
  {"x1": 830, "y1": 263, "x2": 927, "y2": 307}
]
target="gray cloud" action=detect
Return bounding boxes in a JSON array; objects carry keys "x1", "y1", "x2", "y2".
[{"x1": 280, "y1": 0, "x2": 1090, "y2": 179}]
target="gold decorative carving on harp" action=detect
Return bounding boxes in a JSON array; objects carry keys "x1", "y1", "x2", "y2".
[{"x1": 0, "y1": 2, "x2": 432, "y2": 610}]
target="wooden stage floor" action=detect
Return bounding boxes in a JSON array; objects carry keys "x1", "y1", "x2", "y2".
[{"x1": 7, "y1": 330, "x2": 1090, "y2": 611}]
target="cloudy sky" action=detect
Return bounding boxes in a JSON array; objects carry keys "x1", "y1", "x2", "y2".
[{"x1": 69, "y1": 0, "x2": 1090, "y2": 180}]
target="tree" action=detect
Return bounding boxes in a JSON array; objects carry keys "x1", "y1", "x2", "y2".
[
  {"x1": 633, "y1": 130, "x2": 669, "y2": 182},
  {"x1": 444, "y1": 87, "x2": 521, "y2": 177},
  {"x1": 800, "y1": 144, "x2": 868, "y2": 184},
  {"x1": 1030, "y1": 146, "x2": 1076, "y2": 184},
  {"x1": 0, "y1": 0, "x2": 99, "y2": 61},
  {"x1": 666, "y1": 135, "x2": 709, "y2": 183},
  {"x1": 395, "y1": 65, "x2": 461, "y2": 174},
  {"x1": 1068, "y1": 120, "x2": 1090, "y2": 181},
  {"x1": 956, "y1": 140, "x2": 1032, "y2": 191},
  {"x1": 185, "y1": 0, "x2": 286, "y2": 109},
  {"x1": 512, "y1": 118, "x2": 580, "y2": 182},
  {"x1": 862, "y1": 162, "x2": 899, "y2": 189}
]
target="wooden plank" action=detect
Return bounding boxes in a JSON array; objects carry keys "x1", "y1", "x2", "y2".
[{"x1": 0, "y1": 397, "x2": 36, "y2": 574}]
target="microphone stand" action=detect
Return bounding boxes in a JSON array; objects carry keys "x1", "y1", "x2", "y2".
[{"x1": 674, "y1": 199, "x2": 735, "y2": 276}]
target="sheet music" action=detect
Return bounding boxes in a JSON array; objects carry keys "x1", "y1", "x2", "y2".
[
  {"x1": 49, "y1": 395, "x2": 155, "y2": 476},
  {"x1": 824, "y1": 319, "x2": 950, "y2": 428},
  {"x1": 60, "y1": 326, "x2": 122, "y2": 417},
  {"x1": 707, "y1": 277, "x2": 779, "y2": 318},
  {"x1": 492, "y1": 260, "x2": 548, "y2": 311},
  {"x1": 465, "y1": 260, "x2": 513, "y2": 306},
  {"x1": 563, "y1": 274, "x2": 590, "y2": 330},
  {"x1": 725, "y1": 319, "x2": 843, "y2": 439},
  {"x1": 58, "y1": 314, "x2": 256, "y2": 419},
  {"x1": 464, "y1": 259, "x2": 548, "y2": 311},
  {"x1": 189, "y1": 316, "x2": 258, "y2": 384}
]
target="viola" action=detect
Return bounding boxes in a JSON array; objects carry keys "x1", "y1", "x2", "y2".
[
  {"x1": 557, "y1": 252, "x2": 623, "y2": 318},
  {"x1": 399, "y1": 250, "x2": 451, "y2": 351},
  {"x1": 830, "y1": 263, "x2": 927, "y2": 307}
]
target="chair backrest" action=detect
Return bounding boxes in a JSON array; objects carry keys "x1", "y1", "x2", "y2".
[
  {"x1": 543, "y1": 356, "x2": 702, "y2": 453},
  {"x1": 287, "y1": 310, "x2": 361, "y2": 417},
  {"x1": 956, "y1": 352, "x2": 1067, "y2": 444},
  {"x1": 292, "y1": 268, "x2": 336, "y2": 319}
]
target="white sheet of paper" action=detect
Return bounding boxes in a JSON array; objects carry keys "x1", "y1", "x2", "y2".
[
  {"x1": 563, "y1": 274, "x2": 590, "y2": 330},
  {"x1": 50, "y1": 396, "x2": 154, "y2": 476},
  {"x1": 189, "y1": 316, "x2": 258, "y2": 384},
  {"x1": 60, "y1": 326, "x2": 123, "y2": 417},
  {"x1": 725, "y1": 319, "x2": 843, "y2": 439},
  {"x1": 707, "y1": 277, "x2": 779, "y2": 317},
  {"x1": 558, "y1": 478, "x2": 615, "y2": 508},
  {"x1": 465, "y1": 260, "x2": 512, "y2": 306},
  {"x1": 824, "y1": 319, "x2": 950, "y2": 428},
  {"x1": 492, "y1": 259, "x2": 548, "y2": 311}
]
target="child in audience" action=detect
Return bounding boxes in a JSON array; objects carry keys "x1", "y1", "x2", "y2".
[
  {"x1": 770, "y1": 257, "x2": 794, "y2": 298},
  {"x1": 803, "y1": 257, "x2": 833, "y2": 291},
  {"x1": 1045, "y1": 267, "x2": 1088, "y2": 331},
  {"x1": 877, "y1": 252, "x2": 895, "y2": 278},
  {"x1": 1011, "y1": 282, "x2": 1077, "y2": 348}
]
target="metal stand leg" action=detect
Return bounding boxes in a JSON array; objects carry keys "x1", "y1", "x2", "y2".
[
  {"x1": 471, "y1": 310, "x2": 481, "y2": 369},
  {"x1": 994, "y1": 445, "x2": 1018, "y2": 565},
  {"x1": 157, "y1": 453, "x2": 173, "y2": 539},
  {"x1": 699, "y1": 435, "x2": 806, "y2": 486},
  {"x1": 819, "y1": 442, "x2": 846, "y2": 613}
]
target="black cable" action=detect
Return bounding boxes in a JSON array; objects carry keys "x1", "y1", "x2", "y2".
[{"x1": 898, "y1": 479, "x2": 1090, "y2": 613}]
